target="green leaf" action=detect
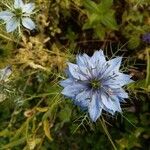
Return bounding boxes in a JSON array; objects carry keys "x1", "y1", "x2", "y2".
[
  {"x1": 116, "y1": 138, "x2": 128, "y2": 150},
  {"x1": 11, "y1": 120, "x2": 28, "y2": 141},
  {"x1": 89, "y1": 13, "x2": 100, "y2": 25},
  {"x1": 0, "y1": 129, "x2": 10, "y2": 137},
  {"x1": 1, "y1": 138, "x2": 26, "y2": 149},
  {"x1": 58, "y1": 105, "x2": 72, "y2": 123},
  {"x1": 99, "y1": 0, "x2": 113, "y2": 9},
  {"x1": 128, "y1": 80, "x2": 145, "y2": 90},
  {"x1": 101, "y1": 12, "x2": 117, "y2": 29},
  {"x1": 83, "y1": 0, "x2": 99, "y2": 13},
  {"x1": 94, "y1": 25, "x2": 106, "y2": 39},
  {"x1": 127, "y1": 79, "x2": 150, "y2": 92},
  {"x1": 128, "y1": 36, "x2": 140, "y2": 49},
  {"x1": 82, "y1": 22, "x2": 91, "y2": 30},
  {"x1": 83, "y1": 0, "x2": 117, "y2": 38}
]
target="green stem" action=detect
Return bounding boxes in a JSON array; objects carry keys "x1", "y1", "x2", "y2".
[
  {"x1": 145, "y1": 48, "x2": 150, "y2": 87},
  {"x1": 0, "y1": 33, "x2": 14, "y2": 42},
  {"x1": 100, "y1": 117, "x2": 117, "y2": 150},
  {"x1": 24, "y1": 92, "x2": 59, "y2": 102}
]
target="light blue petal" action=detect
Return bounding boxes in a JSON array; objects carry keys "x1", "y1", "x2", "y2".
[
  {"x1": 88, "y1": 93, "x2": 102, "y2": 122},
  {"x1": 103, "y1": 105, "x2": 115, "y2": 115},
  {"x1": 78, "y1": 66, "x2": 92, "y2": 79},
  {"x1": 75, "y1": 90, "x2": 90, "y2": 108},
  {"x1": 61, "y1": 84, "x2": 86, "y2": 98},
  {"x1": 0, "y1": 11, "x2": 14, "y2": 22},
  {"x1": 115, "y1": 73, "x2": 133, "y2": 86},
  {"x1": 22, "y1": 17, "x2": 35, "y2": 30},
  {"x1": 101, "y1": 57, "x2": 122, "y2": 79},
  {"x1": 60, "y1": 78, "x2": 74, "y2": 87},
  {"x1": 76, "y1": 51, "x2": 106, "y2": 78},
  {"x1": 68, "y1": 63, "x2": 87, "y2": 80},
  {"x1": 101, "y1": 93, "x2": 122, "y2": 113},
  {"x1": 90, "y1": 50, "x2": 106, "y2": 66},
  {"x1": 110, "y1": 95, "x2": 122, "y2": 112},
  {"x1": 103, "y1": 72, "x2": 133, "y2": 88},
  {"x1": 90, "y1": 50, "x2": 107, "y2": 77},
  {"x1": 76, "y1": 54, "x2": 90, "y2": 67},
  {"x1": 65, "y1": 68, "x2": 73, "y2": 78},
  {"x1": 14, "y1": 0, "x2": 24, "y2": 8},
  {"x1": 77, "y1": 50, "x2": 106, "y2": 77},
  {"x1": 22, "y1": 3, "x2": 35, "y2": 13},
  {"x1": 107, "y1": 57, "x2": 122, "y2": 71},
  {"x1": 102, "y1": 83, "x2": 121, "y2": 89},
  {"x1": 114, "y1": 88, "x2": 129, "y2": 99},
  {"x1": 6, "y1": 18, "x2": 18, "y2": 32}
]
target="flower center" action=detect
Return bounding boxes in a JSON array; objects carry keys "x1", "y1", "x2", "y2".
[
  {"x1": 14, "y1": 8, "x2": 23, "y2": 18},
  {"x1": 90, "y1": 79, "x2": 101, "y2": 90}
]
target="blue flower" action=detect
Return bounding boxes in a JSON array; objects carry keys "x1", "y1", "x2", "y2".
[
  {"x1": 60, "y1": 50, "x2": 133, "y2": 122},
  {"x1": 142, "y1": 33, "x2": 150, "y2": 43},
  {"x1": 0, "y1": 0, "x2": 35, "y2": 32}
]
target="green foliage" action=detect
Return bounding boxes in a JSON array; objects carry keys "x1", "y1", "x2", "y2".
[
  {"x1": 83, "y1": 0, "x2": 117, "y2": 39},
  {"x1": 0, "y1": 0, "x2": 149, "y2": 149},
  {"x1": 121, "y1": 1, "x2": 150, "y2": 49},
  {"x1": 128, "y1": 48, "x2": 150, "y2": 92}
]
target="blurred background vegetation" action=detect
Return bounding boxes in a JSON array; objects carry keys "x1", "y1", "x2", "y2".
[{"x1": 0, "y1": 0, "x2": 150, "y2": 149}]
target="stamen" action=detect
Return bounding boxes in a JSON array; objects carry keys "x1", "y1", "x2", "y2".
[{"x1": 89, "y1": 79, "x2": 101, "y2": 90}]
